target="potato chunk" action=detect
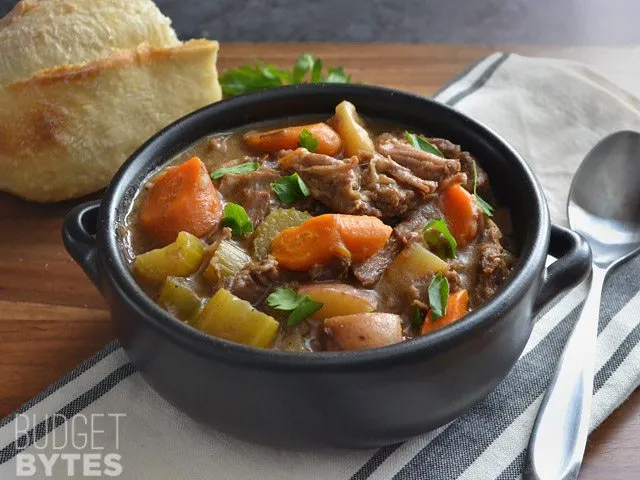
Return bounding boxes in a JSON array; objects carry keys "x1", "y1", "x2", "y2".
[
  {"x1": 324, "y1": 313, "x2": 403, "y2": 351},
  {"x1": 133, "y1": 231, "x2": 204, "y2": 284},
  {"x1": 298, "y1": 283, "x2": 377, "y2": 320},
  {"x1": 332, "y1": 100, "x2": 375, "y2": 157},
  {"x1": 194, "y1": 288, "x2": 279, "y2": 348},
  {"x1": 380, "y1": 242, "x2": 448, "y2": 292}
]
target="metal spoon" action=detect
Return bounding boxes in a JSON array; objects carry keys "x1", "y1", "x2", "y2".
[{"x1": 524, "y1": 131, "x2": 640, "y2": 480}]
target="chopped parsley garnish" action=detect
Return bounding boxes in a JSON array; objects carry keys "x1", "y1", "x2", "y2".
[
  {"x1": 423, "y1": 218, "x2": 457, "y2": 259},
  {"x1": 411, "y1": 305, "x2": 426, "y2": 331},
  {"x1": 404, "y1": 131, "x2": 444, "y2": 157},
  {"x1": 266, "y1": 288, "x2": 323, "y2": 326},
  {"x1": 472, "y1": 160, "x2": 494, "y2": 217},
  {"x1": 222, "y1": 202, "x2": 253, "y2": 237},
  {"x1": 210, "y1": 162, "x2": 259, "y2": 180},
  {"x1": 271, "y1": 173, "x2": 310, "y2": 204},
  {"x1": 298, "y1": 129, "x2": 319, "y2": 152},
  {"x1": 220, "y1": 53, "x2": 352, "y2": 97},
  {"x1": 428, "y1": 273, "x2": 450, "y2": 320}
]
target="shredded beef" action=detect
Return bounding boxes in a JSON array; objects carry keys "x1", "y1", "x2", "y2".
[
  {"x1": 223, "y1": 256, "x2": 280, "y2": 305},
  {"x1": 376, "y1": 133, "x2": 460, "y2": 183},
  {"x1": 280, "y1": 149, "x2": 436, "y2": 220},
  {"x1": 309, "y1": 256, "x2": 351, "y2": 282},
  {"x1": 352, "y1": 235, "x2": 403, "y2": 287},
  {"x1": 459, "y1": 151, "x2": 489, "y2": 194},
  {"x1": 216, "y1": 168, "x2": 280, "y2": 226},
  {"x1": 473, "y1": 219, "x2": 514, "y2": 306},
  {"x1": 279, "y1": 149, "x2": 376, "y2": 216}
]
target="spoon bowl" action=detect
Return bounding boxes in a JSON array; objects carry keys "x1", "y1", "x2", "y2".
[{"x1": 568, "y1": 130, "x2": 640, "y2": 268}]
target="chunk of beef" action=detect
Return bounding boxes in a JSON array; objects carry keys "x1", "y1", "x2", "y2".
[
  {"x1": 352, "y1": 235, "x2": 403, "y2": 287},
  {"x1": 223, "y1": 256, "x2": 280, "y2": 305},
  {"x1": 426, "y1": 137, "x2": 461, "y2": 159},
  {"x1": 376, "y1": 133, "x2": 460, "y2": 184},
  {"x1": 362, "y1": 153, "x2": 437, "y2": 195},
  {"x1": 216, "y1": 168, "x2": 280, "y2": 226},
  {"x1": 393, "y1": 201, "x2": 442, "y2": 244},
  {"x1": 280, "y1": 149, "x2": 436, "y2": 220},
  {"x1": 359, "y1": 155, "x2": 416, "y2": 219},
  {"x1": 309, "y1": 256, "x2": 350, "y2": 282},
  {"x1": 459, "y1": 151, "x2": 489, "y2": 194},
  {"x1": 473, "y1": 219, "x2": 514, "y2": 306},
  {"x1": 279, "y1": 149, "x2": 378, "y2": 216}
]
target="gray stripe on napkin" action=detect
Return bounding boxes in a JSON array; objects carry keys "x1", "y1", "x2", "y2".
[
  {"x1": 496, "y1": 451, "x2": 526, "y2": 480},
  {"x1": 445, "y1": 53, "x2": 510, "y2": 106}
]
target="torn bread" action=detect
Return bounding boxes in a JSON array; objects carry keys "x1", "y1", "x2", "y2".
[
  {"x1": 0, "y1": 0, "x2": 179, "y2": 85},
  {"x1": 0, "y1": 40, "x2": 222, "y2": 202}
]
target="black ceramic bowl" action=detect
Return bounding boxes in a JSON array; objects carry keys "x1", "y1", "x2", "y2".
[{"x1": 63, "y1": 85, "x2": 590, "y2": 449}]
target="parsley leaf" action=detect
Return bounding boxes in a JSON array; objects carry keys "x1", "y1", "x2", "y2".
[
  {"x1": 292, "y1": 53, "x2": 316, "y2": 83},
  {"x1": 210, "y1": 162, "x2": 259, "y2": 180},
  {"x1": 410, "y1": 305, "x2": 425, "y2": 331},
  {"x1": 271, "y1": 173, "x2": 310, "y2": 204},
  {"x1": 310, "y1": 58, "x2": 323, "y2": 83},
  {"x1": 299, "y1": 129, "x2": 319, "y2": 152},
  {"x1": 220, "y1": 53, "x2": 352, "y2": 97},
  {"x1": 266, "y1": 288, "x2": 323, "y2": 326},
  {"x1": 428, "y1": 273, "x2": 450, "y2": 320},
  {"x1": 323, "y1": 66, "x2": 351, "y2": 83},
  {"x1": 220, "y1": 63, "x2": 291, "y2": 97},
  {"x1": 472, "y1": 160, "x2": 494, "y2": 217},
  {"x1": 222, "y1": 202, "x2": 253, "y2": 237},
  {"x1": 423, "y1": 218, "x2": 457, "y2": 259},
  {"x1": 404, "y1": 131, "x2": 444, "y2": 158},
  {"x1": 287, "y1": 299, "x2": 323, "y2": 326},
  {"x1": 266, "y1": 288, "x2": 303, "y2": 310}
]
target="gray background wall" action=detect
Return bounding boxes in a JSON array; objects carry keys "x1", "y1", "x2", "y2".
[{"x1": 1, "y1": 0, "x2": 638, "y2": 44}]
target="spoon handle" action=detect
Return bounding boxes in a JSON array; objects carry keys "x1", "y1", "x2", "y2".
[{"x1": 524, "y1": 265, "x2": 605, "y2": 480}]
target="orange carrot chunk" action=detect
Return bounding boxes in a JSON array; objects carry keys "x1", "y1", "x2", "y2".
[
  {"x1": 421, "y1": 289, "x2": 469, "y2": 335},
  {"x1": 139, "y1": 157, "x2": 222, "y2": 245},
  {"x1": 441, "y1": 184, "x2": 480, "y2": 248},
  {"x1": 335, "y1": 215, "x2": 393, "y2": 263},
  {"x1": 243, "y1": 123, "x2": 343, "y2": 156},
  {"x1": 271, "y1": 214, "x2": 392, "y2": 271}
]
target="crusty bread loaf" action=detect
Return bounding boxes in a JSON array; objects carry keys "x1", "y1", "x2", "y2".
[
  {"x1": 0, "y1": 0, "x2": 179, "y2": 85},
  {"x1": 0, "y1": 40, "x2": 222, "y2": 202}
]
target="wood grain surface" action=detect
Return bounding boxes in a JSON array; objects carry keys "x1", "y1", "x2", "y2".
[{"x1": 0, "y1": 44, "x2": 637, "y2": 479}]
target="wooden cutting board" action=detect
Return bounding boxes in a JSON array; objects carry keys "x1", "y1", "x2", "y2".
[{"x1": 0, "y1": 44, "x2": 637, "y2": 479}]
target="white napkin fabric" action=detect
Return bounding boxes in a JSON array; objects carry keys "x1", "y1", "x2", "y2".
[{"x1": 1, "y1": 53, "x2": 639, "y2": 480}]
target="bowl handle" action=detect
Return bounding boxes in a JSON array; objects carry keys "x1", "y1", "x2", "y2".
[
  {"x1": 62, "y1": 200, "x2": 103, "y2": 293},
  {"x1": 532, "y1": 224, "x2": 592, "y2": 318}
]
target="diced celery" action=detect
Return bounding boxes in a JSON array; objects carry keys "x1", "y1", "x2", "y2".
[
  {"x1": 203, "y1": 240, "x2": 251, "y2": 284},
  {"x1": 158, "y1": 277, "x2": 202, "y2": 322},
  {"x1": 194, "y1": 288, "x2": 279, "y2": 348},
  {"x1": 133, "y1": 231, "x2": 205, "y2": 284}
]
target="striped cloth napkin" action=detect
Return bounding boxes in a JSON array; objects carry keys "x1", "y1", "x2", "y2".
[{"x1": 1, "y1": 53, "x2": 639, "y2": 480}]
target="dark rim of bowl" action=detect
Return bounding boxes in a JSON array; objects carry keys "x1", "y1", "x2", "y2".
[{"x1": 100, "y1": 84, "x2": 550, "y2": 372}]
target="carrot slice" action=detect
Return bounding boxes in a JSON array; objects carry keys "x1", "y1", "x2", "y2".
[
  {"x1": 271, "y1": 214, "x2": 392, "y2": 271},
  {"x1": 139, "y1": 157, "x2": 222, "y2": 245},
  {"x1": 335, "y1": 215, "x2": 393, "y2": 263},
  {"x1": 243, "y1": 123, "x2": 343, "y2": 156},
  {"x1": 271, "y1": 215, "x2": 350, "y2": 270},
  {"x1": 421, "y1": 289, "x2": 469, "y2": 335},
  {"x1": 441, "y1": 184, "x2": 480, "y2": 247}
]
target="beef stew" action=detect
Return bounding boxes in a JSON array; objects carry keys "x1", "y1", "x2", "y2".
[{"x1": 123, "y1": 101, "x2": 515, "y2": 352}]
